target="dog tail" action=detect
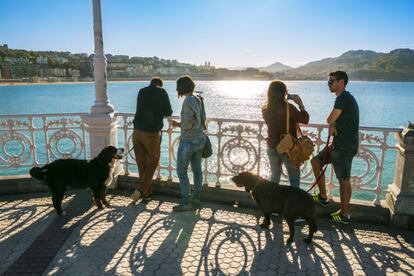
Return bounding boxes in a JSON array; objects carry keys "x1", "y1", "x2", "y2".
[{"x1": 29, "y1": 166, "x2": 48, "y2": 182}]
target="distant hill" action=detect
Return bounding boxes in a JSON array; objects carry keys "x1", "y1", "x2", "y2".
[
  {"x1": 280, "y1": 49, "x2": 414, "y2": 81},
  {"x1": 260, "y1": 62, "x2": 292, "y2": 73}
]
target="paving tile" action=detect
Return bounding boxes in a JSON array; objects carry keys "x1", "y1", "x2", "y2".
[{"x1": 1, "y1": 190, "x2": 414, "y2": 275}]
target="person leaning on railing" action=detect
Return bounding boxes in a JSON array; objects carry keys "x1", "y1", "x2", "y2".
[
  {"x1": 262, "y1": 80, "x2": 309, "y2": 188},
  {"x1": 171, "y1": 75, "x2": 206, "y2": 212},
  {"x1": 131, "y1": 77, "x2": 173, "y2": 203}
]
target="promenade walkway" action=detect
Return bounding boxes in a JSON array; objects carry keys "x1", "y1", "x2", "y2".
[{"x1": 1, "y1": 190, "x2": 413, "y2": 275}]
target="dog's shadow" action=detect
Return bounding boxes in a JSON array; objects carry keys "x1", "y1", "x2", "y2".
[{"x1": 248, "y1": 214, "x2": 326, "y2": 274}]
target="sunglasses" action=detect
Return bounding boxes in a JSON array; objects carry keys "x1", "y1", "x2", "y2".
[{"x1": 328, "y1": 79, "x2": 337, "y2": 86}]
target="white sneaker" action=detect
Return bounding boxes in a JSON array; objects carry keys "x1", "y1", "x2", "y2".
[{"x1": 131, "y1": 189, "x2": 142, "y2": 203}]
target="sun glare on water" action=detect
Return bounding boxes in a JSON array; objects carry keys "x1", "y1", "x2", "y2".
[{"x1": 199, "y1": 80, "x2": 268, "y2": 99}]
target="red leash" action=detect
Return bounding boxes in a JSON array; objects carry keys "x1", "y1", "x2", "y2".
[{"x1": 306, "y1": 133, "x2": 332, "y2": 193}]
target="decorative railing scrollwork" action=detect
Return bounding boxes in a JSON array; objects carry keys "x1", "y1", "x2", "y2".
[
  {"x1": 0, "y1": 113, "x2": 88, "y2": 175},
  {"x1": 116, "y1": 113, "x2": 400, "y2": 204},
  {"x1": 0, "y1": 112, "x2": 401, "y2": 205}
]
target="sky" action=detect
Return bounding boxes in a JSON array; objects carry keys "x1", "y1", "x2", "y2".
[{"x1": 0, "y1": 0, "x2": 413, "y2": 68}]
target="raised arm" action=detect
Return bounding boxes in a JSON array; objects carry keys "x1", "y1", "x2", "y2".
[{"x1": 162, "y1": 91, "x2": 173, "y2": 117}]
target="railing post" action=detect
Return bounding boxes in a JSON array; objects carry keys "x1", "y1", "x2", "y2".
[
  {"x1": 385, "y1": 127, "x2": 414, "y2": 228},
  {"x1": 83, "y1": 0, "x2": 123, "y2": 188}
]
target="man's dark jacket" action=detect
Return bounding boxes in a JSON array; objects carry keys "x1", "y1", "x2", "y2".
[{"x1": 133, "y1": 85, "x2": 173, "y2": 132}]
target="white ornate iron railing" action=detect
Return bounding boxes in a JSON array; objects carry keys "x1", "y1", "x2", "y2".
[
  {"x1": 0, "y1": 113, "x2": 88, "y2": 176},
  {"x1": 0, "y1": 112, "x2": 400, "y2": 204},
  {"x1": 116, "y1": 113, "x2": 400, "y2": 204}
]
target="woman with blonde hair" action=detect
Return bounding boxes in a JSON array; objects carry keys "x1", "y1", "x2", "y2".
[{"x1": 262, "y1": 80, "x2": 309, "y2": 188}]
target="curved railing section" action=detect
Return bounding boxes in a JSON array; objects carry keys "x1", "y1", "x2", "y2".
[
  {"x1": 0, "y1": 112, "x2": 400, "y2": 204},
  {"x1": 0, "y1": 113, "x2": 88, "y2": 176},
  {"x1": 116, "y1": 112, "x2": 400, "y2": 204}
]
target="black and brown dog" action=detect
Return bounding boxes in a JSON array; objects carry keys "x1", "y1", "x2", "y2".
[
  {"x1": 231, "y1": 171, "x2": 317, "y2": 244},
  {"x1": 30, "y1": 146, "x2": 124, "y2": 215}
]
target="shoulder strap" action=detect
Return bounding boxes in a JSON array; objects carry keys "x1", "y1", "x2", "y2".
[
  {"x1": 296, "y1": 124, "x2": 303, "y2": 137},
  {"x1": 196, "y1": 95, "x2": 207, "y2": 130},
  {"x1": 288, "y1": 102, "x2": 303, "y2": 137},
  {"x1": 286, "y1": 102, "x2": 290, "y2": 134}
]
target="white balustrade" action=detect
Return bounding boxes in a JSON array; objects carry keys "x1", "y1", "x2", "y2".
[
  {"x1": 0, "y1": 113, "x2": 88, "y2": 173},
  {"x1": 116, "y1": 112, "x2": 400, "y2": 204},
  {"x1": 0, "y1": 112, "x2": 401, "y2": 204}
]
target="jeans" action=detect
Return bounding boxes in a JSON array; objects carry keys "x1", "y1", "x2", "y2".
[
  {"x1": 267, "y1": 147, "x2": 300, "y2": 188},
  {"x1": 177, "y1": 136, "x2": 206, "y2": 204}
]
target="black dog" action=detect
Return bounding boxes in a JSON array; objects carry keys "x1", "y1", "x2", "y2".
[
  {"x1": 30, "y1": 146, "x2": 124, "y2": 215},
  {"x1": 231, "y1": 172, "x2": 317, "y2": 244}
]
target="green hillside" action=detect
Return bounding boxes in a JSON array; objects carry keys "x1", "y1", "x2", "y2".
[{"x1": 282, "y1": 49, "x2": 414, "y2": 81}]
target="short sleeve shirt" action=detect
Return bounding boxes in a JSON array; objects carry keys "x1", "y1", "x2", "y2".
[{"x1": 333, "y1": 91, "x2": 359, "y2": 152}]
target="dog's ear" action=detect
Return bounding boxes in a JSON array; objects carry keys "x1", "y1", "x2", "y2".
[{"x1": 98, "y1": 146, "x2": 117, "y2": 163}]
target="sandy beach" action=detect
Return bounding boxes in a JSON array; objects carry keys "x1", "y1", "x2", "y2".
[{"x1": 0, "y1": 81, "x2": 95, "y2": 86}]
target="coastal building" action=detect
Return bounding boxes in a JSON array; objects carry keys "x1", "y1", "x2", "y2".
[
  {"x1": 157, "y1": 66, "x2": 178, "y2": 75},
  {"x1": 199, "y1": 61, "x2": 215, "y2": 71},
  {"x1": 54, "y1": 57, "x2": 68, "y2": 64},
  {"x1": 36, "y1": 56, "x2": 48, "y2": 64},
  {"x1": 68, "y1": 68, "x2": 80, "y2": 77},
  {"x1": 48, "y1": 68, "x2": 66, "y2": 77},
  {"x1": 0, "y1": 64, "x2": 12, "y2": 79},
  {"x1": 3, "y1": 57, "x2": 29, "y2": 64}
]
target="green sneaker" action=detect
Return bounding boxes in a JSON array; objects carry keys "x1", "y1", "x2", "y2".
[
  {"x1": 330, "y1": 209, "x2": 341, "y2": 215},
  {"x1": 312, "y1": 193, "x2": 329, "y2": 206},
  {"x1": 173, "y1": 203, "x2": 194, "y2": 212},
  {"x1": 328, "y1": 211, "x2": 351, "y2": 224}
]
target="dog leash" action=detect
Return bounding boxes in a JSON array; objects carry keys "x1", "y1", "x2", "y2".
[
  {"x1": 122, "y1": 146, "x2": 135, "y2": 158},
  {"x1": 306, "y1": 133, "x2": 332, "y2": 193}
]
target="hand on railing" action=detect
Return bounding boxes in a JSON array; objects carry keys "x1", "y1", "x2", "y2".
[
  {"x1": 171, "y1": 120, "x2": 181, "y2": 128},
  {"x1": 329, "y1": 124, "x2": 338, "y2": 136}
]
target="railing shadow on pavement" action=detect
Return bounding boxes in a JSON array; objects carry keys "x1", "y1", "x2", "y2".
[
  {"x1": 1, "y1": 191, "x2": 99, "y2": 275},
  {"x1": 0, "y1": 197, "x2": 54, "y2": 275},
  {"x1": 315, "y1": 222, "x2": 414, "y2": 275},
  {"x1": 3, "y1": 191, "x2": 413, "y2": 275}
]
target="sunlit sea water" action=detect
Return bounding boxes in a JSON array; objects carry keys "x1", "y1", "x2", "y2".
[
  {"x1": 1, "y1": 81, "x2": 413, "y2": 126},
  {"x1": 1, "y1": 81, "x2": 414, "y2": 200}
]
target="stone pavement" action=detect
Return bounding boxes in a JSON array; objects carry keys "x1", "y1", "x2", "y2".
[{"x1": 0, "y1": 190, "x2": 413, "y2": 275}]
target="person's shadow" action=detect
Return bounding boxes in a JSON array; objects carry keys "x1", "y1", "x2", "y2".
[{"x1": 130, "y1": 209, "x2": 199, "y2": 275}]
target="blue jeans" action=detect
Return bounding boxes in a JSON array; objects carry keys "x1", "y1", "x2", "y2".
[
  {"x1": 177, "y1": 136, "x2": 206, "y2": 204},
  {"x1": 267, "y1": 147, "x2": 300, "y2": 188}
]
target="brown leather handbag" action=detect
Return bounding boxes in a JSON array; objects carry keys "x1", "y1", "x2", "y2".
[{"x1": 276, "y1": 102, "x2": 314, "y2": 168}]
